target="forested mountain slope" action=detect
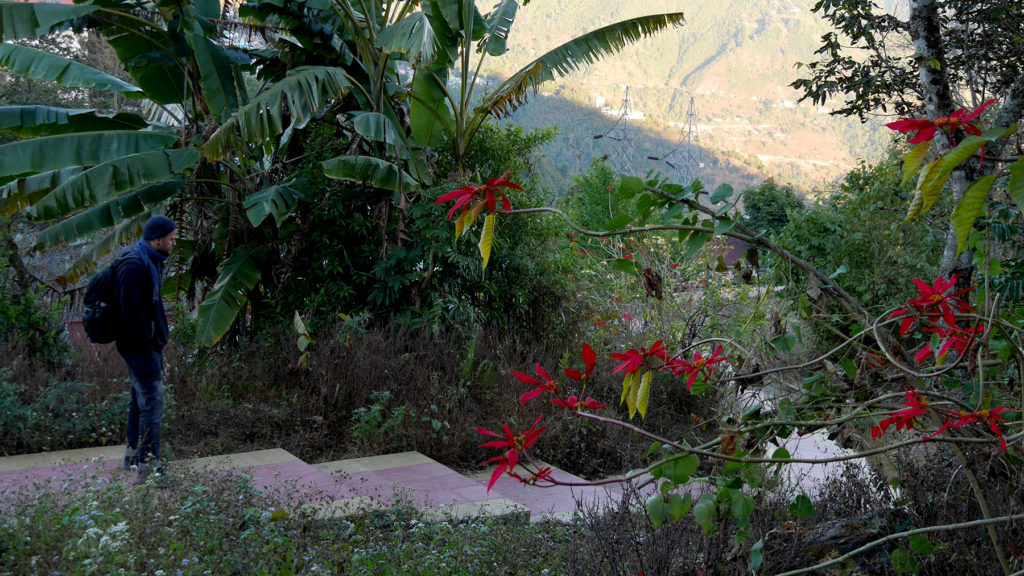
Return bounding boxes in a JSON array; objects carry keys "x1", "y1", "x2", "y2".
[{"x1": 483, "y1": 0, "x2": 891, "y2": 195}]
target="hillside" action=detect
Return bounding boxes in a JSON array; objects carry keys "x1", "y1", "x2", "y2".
[{"x1": 481, "y1": 0, "x2": 891, "y2": 195}]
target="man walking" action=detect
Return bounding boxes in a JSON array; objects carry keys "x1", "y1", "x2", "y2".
[{"x1": 117, "y1": 215, "x2": 177, "y2": 482}]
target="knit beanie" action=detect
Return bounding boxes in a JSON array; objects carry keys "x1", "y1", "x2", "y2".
[{"x1": 143, "y1": 215, "x2": 176, "y2": 241}]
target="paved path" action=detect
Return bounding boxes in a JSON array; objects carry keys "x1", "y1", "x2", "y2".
[{"x1": 0, "y1": 446, "x2": 629, "y2": 523}]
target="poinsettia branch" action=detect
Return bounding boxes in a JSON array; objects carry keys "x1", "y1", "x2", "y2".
[{"x1": 774, "y1": 513, "x2": 1024, "y2": 576}]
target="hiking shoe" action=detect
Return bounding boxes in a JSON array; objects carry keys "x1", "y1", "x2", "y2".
[{"x1": 121, "y1": 447, "x2": 139, "y2": 471}]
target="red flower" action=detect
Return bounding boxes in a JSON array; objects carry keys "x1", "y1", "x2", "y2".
[
  {"x1": 872, "y1": 389, "x2": 930, "y2": 439},
  {"x1": 477, "y1": 417, "x2": 546, "y2": 492},
  {"x1": 435, "y1": 171, "x2": 523, "y2": 221},
  {"x1": 508, "y1": 466, "x2": 553, "y2": 485},
  {"x1": 669, "y1": 346, "x2": 727, "y2": 391},
  {"x1": 886, "y1": 99, "x2": 996, "y2": 144},
  {"x1": 927, "y1": 406, "x2": 1010, "y2": 452},
  {"x1": 611, "y1": 340, "x2": 668, "y2": 375},
  {"x1": 553, "y1": 395, "x2": 607, "y2": 411},
  {"x1": 512, "y1": 364, "x2": 558, "y2": 404},
  {"x1": 979, "y1": 406, "x2": 1010, "y2": 452},
  {"x1": 564, "y1": 343, "x2": 597, "y2": 382},
  {"x1": 922, "y1": 323, "x2": 985, "y2": 358},
  {"x1": 890, "y1": 275, "x2": 973, "y2": 335},
  {"x1": 622, "y1": 312, "x2": 633, "y2": 322}
]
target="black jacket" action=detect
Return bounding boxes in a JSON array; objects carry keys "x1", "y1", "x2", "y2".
[{"x1": 115, "y1": 249, "x2": 169, "y2": 358}]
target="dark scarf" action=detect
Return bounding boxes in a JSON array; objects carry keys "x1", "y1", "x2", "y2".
[{"x1": 132, "y1": 239, "x2": 167, "y2": 301}]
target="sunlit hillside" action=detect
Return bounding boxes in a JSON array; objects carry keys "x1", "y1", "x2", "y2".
[{"x1": 480, "y1": 0, "x2": 892, "y2": 195}]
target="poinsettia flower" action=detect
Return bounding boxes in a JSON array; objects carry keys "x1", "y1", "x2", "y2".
[
  {"x1": 434, "y1": 171, "x2": 523, "y2": 221},
  {"x1": 928, "y1": 406, "x2": 1011, "y2": 453},
  {"x1": 552, "y1": 395, "x2": 607, "y2": 411},
  {"x1": 922, "y1": 323, "x2": 985, "y2": 358},
  {"x1": 477, "y1": 417, "x2": 546, "y2": 492},
  {"x1": 978, "y1": 406, "x2": 1010, "y2": 452},
  {"x1": 564, "y1": 343, "x2": 597, "y2": 382},
  {"x1": 512, "y1": 364, "x2": 558, "y2": 404},
  {"x1": 890, "y1": 275, "x2": 974, "y2": 335},
  {"x1": 886, "y1": 99, "x2": 996, "y2": 143},
  {"x1": 872, "y1": 389, "x2": 931, "y2": 439},
  {"x1": 611, "y1": 340, "x2": 668, "y2": 375},
  {"x1": 509, "y1": 466, "x2": 553, "y2": 485},
  {"x1": 669, "y1": 346, "x2": 727, "y2": 391}
]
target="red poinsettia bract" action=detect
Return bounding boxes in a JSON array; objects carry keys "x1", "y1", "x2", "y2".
[
  {"x1": 669, "y1": 346, "x2": 727, "y2": 391},
  {"x1": 889, "y1": 275, "x2": 973, "y2": 336},
  {"x1": 434, "y1": 171, "x2": 523, "y2": 221},
  {"x1": 565, "y1": 343, "x2": 597, "y2": 382},
  {"x1": 552, "y1": 395, "x2": 607, "y2": 411},
  {"x1": 871, "y1": 389, "x2": 931, "y2": 439},
  {"x1": 885, "y1": 99, "x2": 996, "y2": 144},
  {"x1": 611, "y1": 340, "x2": 668, "y2": 375},
  {"x1": 512, "y1": 364, "x2": 559, "y2": 404},
  {"x1": 927, "y1": 406, "x2": 1010, "y2": 452},
  {"x1": 477, "y1": 417, "x2": 546, "y2": 492}
]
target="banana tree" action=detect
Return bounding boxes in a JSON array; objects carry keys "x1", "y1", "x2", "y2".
[{"x1": 0, "y1": 0, "x2": 366, "y2": 346}]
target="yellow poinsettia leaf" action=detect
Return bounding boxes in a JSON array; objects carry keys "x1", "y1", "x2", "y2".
[
  {"x1": 637, "y1": 370, "x2": 652, "y2": 419},
  {"x1": 478, "y1": 213, "x2": 496, "y2": 269}
]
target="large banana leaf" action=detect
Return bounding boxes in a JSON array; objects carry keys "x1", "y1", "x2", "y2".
[
  {"x1": 479, "y1": 0, "x2": 519, "y2": 56},
  {"x1": 0, "y1": 167, "x2": 82, "y2": 216},
  {"x1": 0, "y1": 106, "x2": 149, "y2": 137},
  {"x1": 0, "y1": 43, "x2": 143, "y2": 96},
  {"x1": 244, "y1": 180, "x2": 307, "y2": 227},
  {"x1": 0, "y1": 2, "x2": 97, "y2": 41},
  {"x1": 349, "y1": 110, "x2": 429, "y2": 182},
  {"x1": 0, "y1": 131, "x2": 178, "y2": 178},
  {"x1": 322, "y1": 155, "x2": 418, "y2": 193},
  {"x1": 410, "y1": 68, "x2": 454, "y2": 147},
  {"x1": 376, "y1": 12, "x2": 437, "y2": 66},
  {"x1": 194, "y1": 245, "x2": 266, "y2": 346},
  {"x1": 56, "y1": 213, "x2": 146, "y2": 286},
  {"x1": 102, "y1": 21, "x2": 186, "y2": 105},
  {"x1": 203, "y1": 66, "x2": 352, "y2": 161},
  {"x1": 185, "y1": 30, "x2": 247, "y2": 121},
  {"x1": 28, "y1": 148, "x2": 199, "y2": 221},
  {"x1": 34, "y1": 180, "x2": 184, "y2": 250},
  {"x1": 475, "y1": 13, "x2": 685, "y2": 119}
]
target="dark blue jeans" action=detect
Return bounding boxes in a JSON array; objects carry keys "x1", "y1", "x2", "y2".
[{"x1": 121, "y1": 351, "x2": 165, "y2": 464}]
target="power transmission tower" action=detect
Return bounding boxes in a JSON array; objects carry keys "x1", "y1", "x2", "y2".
[
  {"x1": 661, "y1": 96, "x2": 702, "y2": 185},
  {"x1": 606, "y1": 86, "x2": 638, "y2": 176}
]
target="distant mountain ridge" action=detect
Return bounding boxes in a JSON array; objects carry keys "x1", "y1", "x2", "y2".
[{"x1": 480, "y1": 0, "x2": 889, "y2": 195}]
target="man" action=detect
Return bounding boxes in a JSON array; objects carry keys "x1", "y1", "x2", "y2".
[{"x1": 117, "y1": 215, "x2": 177, "y2": 482}]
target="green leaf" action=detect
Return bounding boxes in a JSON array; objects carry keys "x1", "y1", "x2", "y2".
[
  {"x1": 0, "y1": 2, "x2": 97, "y2": 41},
  {"x1": 244, "y1": 181, "x2": 307, "y2": 227},
  {"x1": 951, "y1": 174, "x2": 995, "y2": 254},
  {"x1": 33, "y1": 180, "x2": 184, "y2": 250},
  {"x1": 714, "y1": 216, "x2": 734, "y2": 234},
  {"x1": 730, "y1": 491, "x2": 755, "y2": 522},
  {"x1": 891, "y1": 549, "x2": 918, "y2": 573},
  {"x1": 605, "y1": 213, "x2": 632, "y2": 230},
  {"x1": 56, "y1": 213, "x2": 146, "y2": 286},
  {"x1": 322, "y1": 155, "x2": 418, "y2": 193},
  {"x1": 771, "y1": 333, "x2": 796, "y2": 354},
  {"x1": 0, "y1": 43, "x2": 142, "y2": 95},
  {"x1": 657, "y1": 453, "x2": 698, "y2": 484},
  {"x1": 790, "y1": 493, "x2": 815, "y2": 519},
  {"x1": 410, "y1": 68, "x2": 454, "y2": 148},
  {"x1": 476, "y1": 13, "x2": 685, "y2": 118},
  {"x1": 901, "y1": 141, "x2": 932, "y2": 185},
  {"x1": 668, "y1": 492, "x2": 691, "y2": 521},
  {"x1": 0, "y1": 131, "x2": 178, "y2": 179},
  {"x1": 479, "y1": 0, "x2": 519, "y2": 56},
  {"x1": 908, "y1": 534, "x2": 933, "y2": 555},
  {"x1": 1008, "y1": 156, "x2": 1024, "y2": 210},
  {"x1": 203, "y1": 66, "x2": 352, "y2": 160},
  {"x1": 682, "y1": 230, "x2": 708, "y2": 259},
  {"x1": 840, "y1": 358, "x2": 857, "y2": 379},
  {"x1": 377, "y1": 12, "x2": 438, "y2": 66},
  {"x1": 293, "y1": 311, "x2": 314, "y2": 352},
  {"x1": 693, "y1": 493, "x2": 717, "y2": 533},
  {"x1": 0, "y1": 106, "x2": 149, "y2": 138},
  {"x1": 102, "y1": 21, "x2": 184, "y2": 105},
  {"x1": 195, "y1": 246, "x2": 267, "y2": 346},
  {"x1": 646, "y1": 441, "x2": 663, "y2": 457},
  {"x1": 610, "y1": 258, "x2": 638, "y2": 275},
  {"x1": 748, "y1": 538, "x2": 765, "y2": 572},
  {"x1": 636, "y1": 369, "x2": 652, "y2": 419},
  {"x1": 709, "y1": 183, "x2": 733, "y2": 204},
  {"x1": 28, "y1": 148, "x2": 198, "y2": 222},
  {"x1": 185, "y1": 30, "x2": 246, "y2": 121},
  {"x1": 0, "y1": 167, "x2": 82, "y2": 217},
  {"x1": 646, "y1": 494, "x2": 669, "y2": 528},
  {"x1": 478, "y1": 212, "x2": 496, "y2": 269},
  {"x1": 618, "y1": 175, "x2": 644, "y2": 199}
]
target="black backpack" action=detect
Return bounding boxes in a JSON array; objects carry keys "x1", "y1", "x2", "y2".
[{"x1": 82, "y1": 250, "x2": 136, "y2": 344}]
